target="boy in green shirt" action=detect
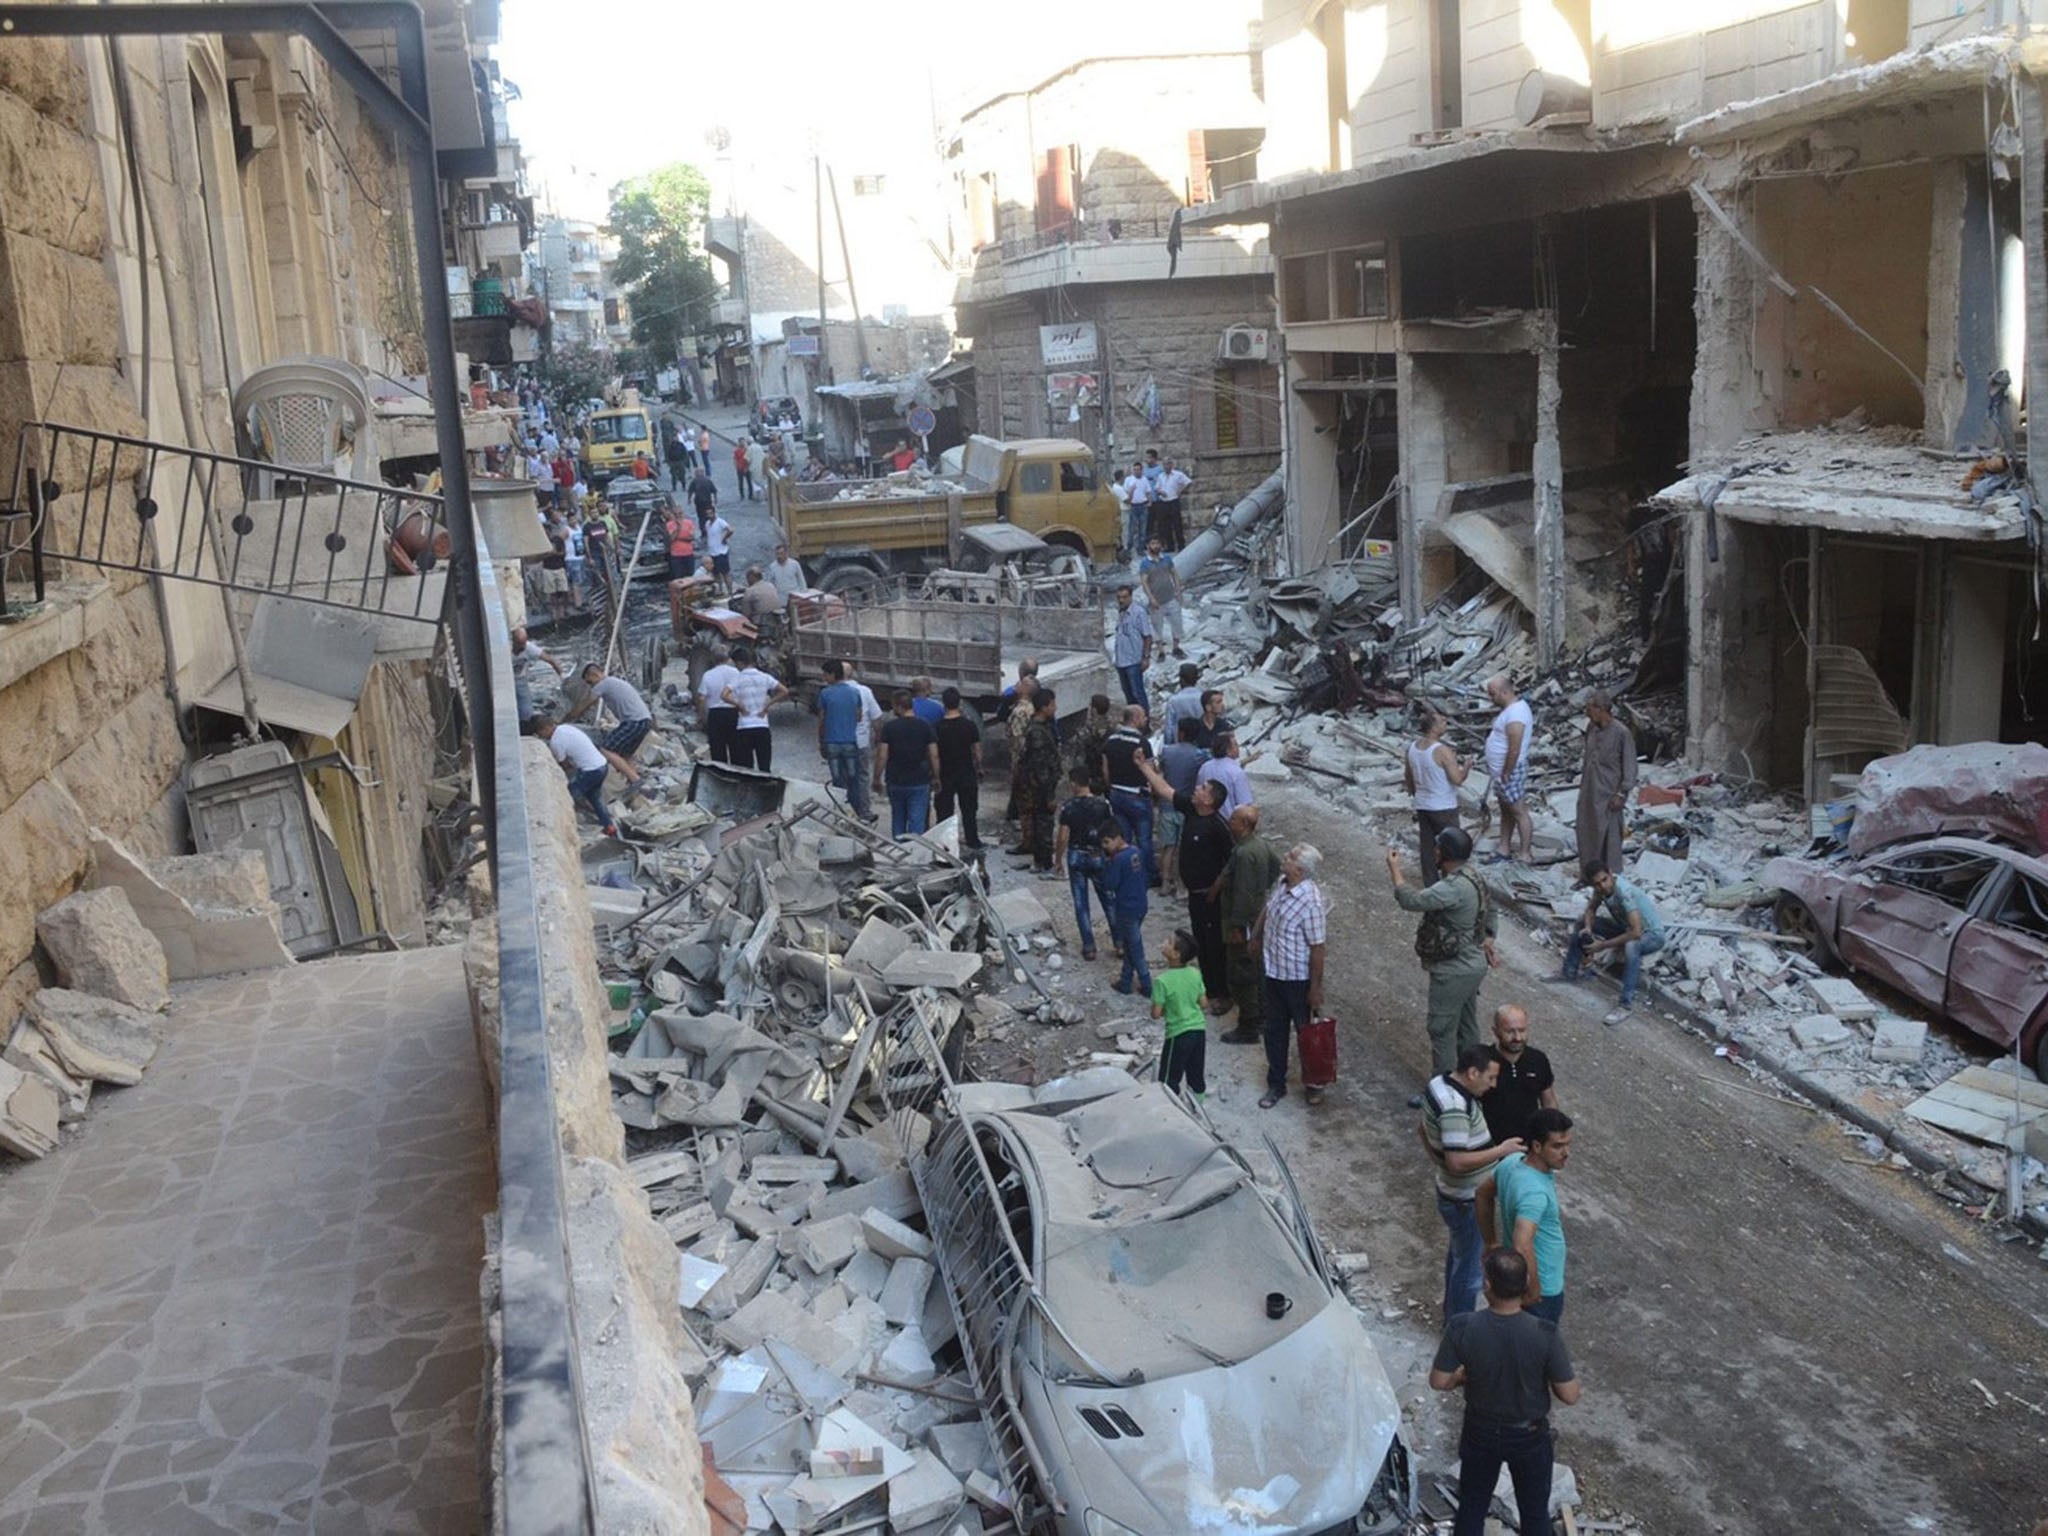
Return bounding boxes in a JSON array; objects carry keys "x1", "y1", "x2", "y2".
[{"x1": 1152, "y1": 929, "x2": 1207, "y2": 1098}]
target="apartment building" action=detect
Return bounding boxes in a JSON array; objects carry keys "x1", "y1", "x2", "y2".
[
  {"x1": 0, "y1": 2, "x2": 513, "y2": 1020},
  {"x1": 948, "y1": 44, "x2": 1283, "y2": 510},
  {"x1": 1197, "y1": 0, "x2": 2045, "y2": 797}
]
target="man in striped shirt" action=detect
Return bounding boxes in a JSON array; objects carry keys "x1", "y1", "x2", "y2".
[
  {"x1": 1253, "y1": 844, "x2": 1327, "y2": 1108},
  {"x1": 1421, "y1": 1044, "x2": 1526, "y2": 1322}
]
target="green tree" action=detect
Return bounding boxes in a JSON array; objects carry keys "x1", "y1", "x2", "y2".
[
  {"x1": 548, "y1": 342, "x2": 613, "y2": 409},
  {"x1": 607, "y1": 163, "x2": 720, "y2": 365}
]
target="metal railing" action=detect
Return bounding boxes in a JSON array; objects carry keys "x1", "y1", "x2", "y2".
[{"x1": 0, "y1": 6, "x2": 600, "y2": 1532}]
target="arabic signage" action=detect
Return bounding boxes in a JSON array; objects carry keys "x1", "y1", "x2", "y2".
[{"x1": 1039, "y1": 321, "x2": 1098, "y2": 367}]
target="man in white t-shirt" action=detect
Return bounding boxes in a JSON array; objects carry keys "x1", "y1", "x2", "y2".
[
  {"x1": 1154, "y1": 457, "x2": 1192, "y2": 550},
  {"x1": 536, "y1": 717, "x2": 637, "y2": 836},
  {"x1": 720, "y1": 646, "x2": 791, "y2": 772},
  {"x1": 1121, "y1": 466, "x2": 1152, "y2": 563},
  {"x1": 698, "y1": 649, "x2": 742, "y2": 763},
  {"x1": 703, "y1": 512, "x2": 735, "y2": 594},
  {"x1": 1484, "y1": 674, "x2": 1535, "y2": 864},
  {"x1": 768, "y1": 542, "x2": 808, "y2": 603}
]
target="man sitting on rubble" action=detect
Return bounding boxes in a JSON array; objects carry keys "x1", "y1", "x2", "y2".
[
  {"x1": 1561, "y1": 862, "x2": 1665, "y2": 1026},
  {"x1": 535, "y1": 716, "x2": 637, "y2": 837},
  {"x1": 741, "y1": 565, "x2": 781, "y2": 625}
]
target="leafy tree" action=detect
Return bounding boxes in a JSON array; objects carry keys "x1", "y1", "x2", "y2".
[
  {"x1": 548, "y1": 342, "x2": 613, "y2": 409},
  {"x1": 607, "y1": 163, "x2": 720, "y2": 365}
]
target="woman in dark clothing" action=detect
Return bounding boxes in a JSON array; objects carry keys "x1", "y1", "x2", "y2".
[{"x1": 1138, "y1": 764, "x2": 1232, "y2": 1009}]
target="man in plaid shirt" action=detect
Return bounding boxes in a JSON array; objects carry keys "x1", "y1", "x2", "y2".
[{"x1": 1252, "y1": 844, "x2": 1328, "y2": 1107}]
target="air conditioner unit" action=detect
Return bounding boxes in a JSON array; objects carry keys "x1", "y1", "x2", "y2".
[{"x1": 1219, "y1": 324, "x2": 1270, "y2": 362}]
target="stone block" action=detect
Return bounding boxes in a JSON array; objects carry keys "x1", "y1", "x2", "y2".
[
  {"x1": 964, "y1": 1469, "x2": 1011, "y2": 1513},
  {"x1": 813, "y1": 1168, "x2": 921, "y2": 1223},
  {"x1": 0, "y1": 1057, "x2": 59, "y2": 1158},
  {"x1": 37, "y1": 882, "x2": 168, "y2": 1014},
  {"x1": 1802, "y1": 976, "x2": 1878, "y2": 1021},
  {"x1": 877, "y1": 1323, "x2": 938, "y2": 1384},
  {"x1": 924, "y1": 1421, "x2": 995, "y2": 1480},
  {"x1": 845, "y1": 915, "x2": 914, "y2": 974},
  {"x1": 794, "y1": 1212, "x2": 866, "y2": 1274},
  {"x1": 0, "y1": 37, "x2": 92, "y2": 130},
  {"x1": 697, "y1": 1236, "x2": 777, "y2": 1320},
  {"x1": 1870, "y1": 1017, "x2": 1928, "y2": 1064},
  {"x1": 832, "y1": 1134, "x2": 902, "y2": 1183},
  {"x1": 2, "y1": 1022, "x2": 88, "y2": 1122},
  {"x1": 986, "y1": 887, "x2": 1054, "y2": 934},
  {"x1": 888, "y1": 1448, "x2": 964, "y2": 1528},
  {"x1": 86, "y1": 834, "x2": 292, "y2": 981},
  {"x1": 1788, "y1": 1013, "x2": 1854, "y2": 1054},
  {"x1": 0, "y1": 778, "x2": 93, "y2": 978},
  {"x1": 840, "y1": 1247, "x2": 892, "y2": 1301},
  {"x1": 859, "y1": 1208, "x2": 933, "y2": 1261},
  {"x1": 878, "y1": 1256, "x2": 935, "y2": 1328},
  {"x1": 880, "y1": 949, "x2": 983, "y2": 990},
  {"x1": 24, "y1": 987, "x2": 158, "y2": 1085}
]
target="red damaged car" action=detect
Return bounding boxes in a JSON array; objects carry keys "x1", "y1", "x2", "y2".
[{"x1": 1764, "y1": 836, "x2": 2048, "y2": 1079}]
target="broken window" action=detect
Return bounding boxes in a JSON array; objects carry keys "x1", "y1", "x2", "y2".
[
  {"x1": 1331, "y1": 244, "x2": 1390, "y2": 320},
  {"x1": 1019, "y1": 461, "x2": 1054, "y2": 494},
  {"x1": 1190, "y1": 126, "x2": 1264, "y2": 202},
  {"x1": 1990, "y1": 873, "x2": 2048, "y2": 940},
  {"x1": 1873, "y1": 850, "x2": 1995, "y2": 909},
  {"x1": 1282, "y1": 252, "x2": 1331, "y2": 323}
]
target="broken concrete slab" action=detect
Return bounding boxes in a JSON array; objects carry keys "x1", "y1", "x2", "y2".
[
  {"x1": 36, "y1": 888, "x2": 170, "y2": 1012},
  {"x1": 859, "y1": 1208, "x2": 933, "y2": 1261},
  {"x1": 1630, "y1": 850, "x2": 1691, "y2": 887},
  {"x1": 24, "y1": 989, "x2": 160, "y2": 1086},
  {"x1": 877, "y1": 1256, "x2": 935, "y2": 1328},
  {"x1": 1870, "y1": 1017, "x2": 1929, "y2": 1065},
  {"x1": 875, "y1": 1323, "x2": 938, "y2": 1384},
  {"x1": 924, "y1": 1421, "x2": 995, "y2": 1481},
  {"x1": 985, "y1": 887, "x2": 1054, "y2": 934},
  {"x1": 832, "y1": 1135, "x2": 903, "y2": 1184},
  {"x1": 1789, "y1": 1013, "x2": 1855, "y2": 1054},
  {"x1": 963, "y1": 1469, "x2": 1010, "y2": 1514},
  {"x1": 698, "y1": 1236, "x2": 778, "y2": 1320},
  {"x1": 845, "y1": 916, "x2": 916, "y2": 975},
  {"x1": 839, "y1": 1247, "x2": 892, "y2": 1301},
  {"x1": 888, "y1": 1448, "x2": 964, "y2": 1528},
  {"x1": 812, "y1": 1169, "x2": 920, "y2": 1224},
  {"x1": 87, "y1": 835, "x2": 293, "y2": 980},
  {"x1": 0, "y1": 1058, "x2": 60, "y2": 1159},
  {"x1": 751, "y1": 1154, "x2": 838, "y2": 1185},
  {"x1": 793, "y1": 1212, "x2": 866, "y2": 1274},
  {"x1": 879, "y1": 949, "x2": 983, "y2": 990},
  {"x1": 1802, "y1": 975, "x2": 1879, "y2": 1021}
]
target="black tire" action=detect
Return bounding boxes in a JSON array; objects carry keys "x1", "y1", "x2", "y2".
[
  {"x1": 1774, "y1": 893, "x2": 1837, "y2": 968},
  {"x1": 819, "y1": 563, "x2": 885, "y2": 603}
]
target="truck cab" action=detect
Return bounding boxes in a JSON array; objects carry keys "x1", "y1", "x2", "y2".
[
  {"x1": 966, "y1": 436, "x2": 1118, "y2": 559},
  {"x1": 582, "y1": 395, "x2": 655, "y2": 486}
]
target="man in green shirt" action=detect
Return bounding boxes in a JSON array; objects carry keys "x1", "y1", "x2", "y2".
[
  {"x1": 1152, "y1": 928, "x2": 1207, "y2": 1098},
  {"x1": 1388, "y1": 826, "x2": 1498, "y2": 1080},
  {"x1": 1479, "y1": 1107, "x2": 1573, "y2": 1325},
  {"x1": 1216, "y1": 805, "x2": 1281, "y2": 1044}
]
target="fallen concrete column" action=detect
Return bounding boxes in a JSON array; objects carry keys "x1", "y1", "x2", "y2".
[{"x1": 1172, "y1": 467, "x2": 1286, "y2": 586}]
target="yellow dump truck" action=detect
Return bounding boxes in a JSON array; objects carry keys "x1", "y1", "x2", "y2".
[
  {"x1": 769, "y1": 435, "x2": 1120, "y2": 596},
  {"x1": 581, "y1": 394, "x2": 655, "y2": 486}
]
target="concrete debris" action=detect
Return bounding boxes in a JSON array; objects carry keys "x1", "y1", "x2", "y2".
[
  {"x1": 1789, "y1": 1014, "x2": 1856, "y2": 1054},
  {"x1": 569, "y1": 748, "x2": 1041, "y2": 1532},
  {"x1": 1802, "y1": 976, "x2": 1880, "y2": 1022},
  {"x1": 23, "y1": 989, "x2": 160, "y2": 1087},
  {"x1": 35, "y1": 887, "x2": 171, "y2": 1013},
  {"x1": 86, "y1": 834, "x2": 294, "y2": 980},
  {"x1": 1870, "y1": 1017, "x2": 1929, "y2": 1065},
  {"x1": 0, "y1": 1058, "x2": 60, "y2": 1160}
]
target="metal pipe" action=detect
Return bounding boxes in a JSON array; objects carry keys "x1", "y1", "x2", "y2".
[{"x1": 1171, "y1": 467, "x2": 1286, "y2": 585}]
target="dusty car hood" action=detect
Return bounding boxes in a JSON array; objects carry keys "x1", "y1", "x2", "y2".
[
  {"x1": 1849, "y1": 743, "x2": 2048, "y2": 856},
  {"x1": 1025, "y1": 1293, "x2": 1402, "y2": 1535}
]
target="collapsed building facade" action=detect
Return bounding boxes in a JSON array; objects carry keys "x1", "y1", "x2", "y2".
[{"x1": 1193, "y1": 1, "x2": 2048, "y2": 797}]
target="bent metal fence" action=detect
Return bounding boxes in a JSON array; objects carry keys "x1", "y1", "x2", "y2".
[{"x1": 0, "y1": 4, "x2": 599, "y2": 1532}]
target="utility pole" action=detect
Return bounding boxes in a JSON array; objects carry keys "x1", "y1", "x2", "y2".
[
  {"x1": 826, "y1": 163, "x2": 870, "y2": 376},
  {"x1": 814, "y1": 154, "x2": 830, "y2": 386}
]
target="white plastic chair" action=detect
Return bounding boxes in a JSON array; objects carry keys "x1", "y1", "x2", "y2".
[{"x1": 232, "y1": 356, "x2": 376, "y2": 498}]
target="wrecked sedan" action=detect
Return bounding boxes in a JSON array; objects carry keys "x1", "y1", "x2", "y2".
[
  {"x1": 917, "y1": 1074, "x2": 1412, "y2": 1535},
  {"x1": 1765, "y1": 836, "x2": 2048, "y2": 1078}
]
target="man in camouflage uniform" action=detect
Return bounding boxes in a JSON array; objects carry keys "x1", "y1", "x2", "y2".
[
  {"x1": 1017, "y1": 687, "x2": 1062, "y2": 872},
  {"x1": 1003, "y1": 672, "x2": 1038, "y2": 834},
  {"x1": 1067, "y1": 693, "x2": 1115, "y2": 788}
]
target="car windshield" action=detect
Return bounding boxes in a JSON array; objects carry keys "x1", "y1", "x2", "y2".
[
  {"x1": 1036, "y1": 1182, "x2": 1324, "y2": 1383},
  {"x1": 589, "y1": 412, "x2": 647, "y2": 444}
]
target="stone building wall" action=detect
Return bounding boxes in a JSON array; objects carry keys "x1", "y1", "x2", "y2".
[
  {"x1": 0, "y1": 32, "x2": 450, "y2": 1014},
  {"x1": 969, "y1": 276, "x2": 1282, "y2": 508}
]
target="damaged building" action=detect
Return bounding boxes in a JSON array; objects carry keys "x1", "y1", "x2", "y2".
[
  {"x1": 1194, "y1": 1, "x2": 2048, "y2": 797},
  {"x1": 947, "y1": 21, "x2": 1285, "y2": 507}
]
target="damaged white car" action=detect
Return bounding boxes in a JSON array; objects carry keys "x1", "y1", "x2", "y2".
[{"x1": 910, "y1": 1069, "x2": 1413, "y2": 1535}]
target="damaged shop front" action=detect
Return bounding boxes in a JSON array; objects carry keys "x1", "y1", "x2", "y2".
[{"x1": 1664, "y1": 430, "x2": 2045, "y2": 802}]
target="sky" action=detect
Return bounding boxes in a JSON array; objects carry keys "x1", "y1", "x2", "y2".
[{"x1": 495, "y1": 0, "x2": 1257, "y2": 220}]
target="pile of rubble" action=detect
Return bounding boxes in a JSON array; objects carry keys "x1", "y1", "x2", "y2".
[
  {"x1": 2, "y1": 841, "x2": 295, "y2": 1160},
  {"x1": 1160, "y1": 544, "x2": 2045, "y2": 1221},
  {"x1": 582, "y1": 772, "x2": 1075, "y2": 1531}
]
